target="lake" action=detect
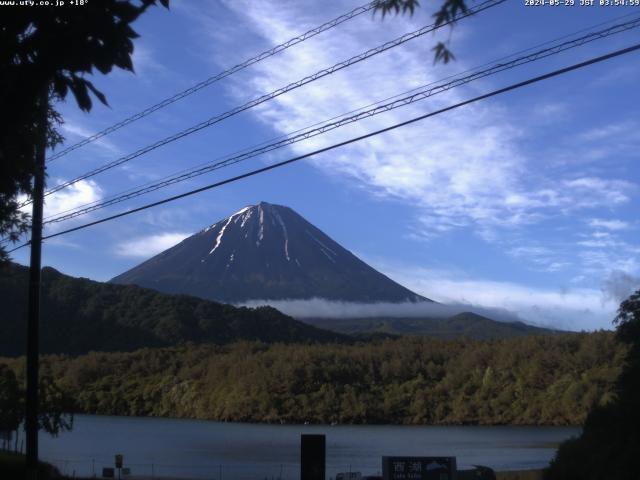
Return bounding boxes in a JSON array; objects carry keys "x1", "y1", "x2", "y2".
[{"x1": 38, "y1": 415, "x2": 580, "y2": 479}]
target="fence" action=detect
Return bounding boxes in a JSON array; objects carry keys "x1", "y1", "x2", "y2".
[{"x1": 42, "y1": 457, "x2": 382, "y2": 480}]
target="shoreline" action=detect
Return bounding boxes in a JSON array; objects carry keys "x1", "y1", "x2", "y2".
[{"x1": 65, "y1": 412, "x2": 584, "y2": 429}]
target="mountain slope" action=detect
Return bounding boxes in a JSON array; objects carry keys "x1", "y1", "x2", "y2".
[
  {"x1": 0, "y1": 263, "x2": 349, "y2": 357},
  {"x1": 111, "y1": 202, "x2": 427, "y2": 304},
  {"x1": 306, "y1": 312, "x2": 562, "y2": 340}
]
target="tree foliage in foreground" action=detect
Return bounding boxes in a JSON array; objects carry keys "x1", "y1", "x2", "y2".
[
  {"x1": 0, "y1": 0, "x2": 170, "y2": 261},
  {"x1": 546, "y1": 290, "x2": 640, "y2": 480},
  {"x1": 0, "y1": 364, "x2": 74, "y2": 444},
  {"x1": 2, "y1": 332, "x2": 624, "y2": 426}
]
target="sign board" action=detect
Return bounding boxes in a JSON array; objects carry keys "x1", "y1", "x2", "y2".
[
  {"x1": 382, "y1": 457, "x2": 457, "y2": 480},
  {"x1": 301, "y1": 434, "x2": 326, "y2": 480},
  {"x1": 121, "y1": 468, "x2": 131, "y2": 476},
  {"x1": 115, "y1": 454, "x2": 123, "y2": 469},
  {"x1": 102, "y1": 467, "x2": 115, "y2": 478}
]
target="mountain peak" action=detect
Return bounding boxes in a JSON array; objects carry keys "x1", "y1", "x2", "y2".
[{"x1": 112, "y1": 203, "x2": 430, "y2": 304}]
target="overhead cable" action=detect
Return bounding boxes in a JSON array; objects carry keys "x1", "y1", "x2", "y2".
[
  {"x1": 37, "y1": 0, "x2": 505, "y2": 201},
  {"x1": 8, "y1": 41, "x2": 639, "y2": 253},
  {"x1": 46, "y1": 1, "x2": 380, "y2": 162},
  {"x1": 42, "y1": 16, "x2": 640, "y2": 225}
]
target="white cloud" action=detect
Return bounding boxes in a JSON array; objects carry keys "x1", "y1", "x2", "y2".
[
  {"x1": 531, "y1": 102, "x2": 569, "y2": 122},
  {"x1": 579, "y1": 250, "x2": 639, "y2": 276},
  {"x1": 368, "y1": 261, "x2": 619, "y2": 331},
  {"x1": 19, "y1": 179, "x2": 103, "y2": 222},
  {"x1": 60, "y1": 122, "x2": 121, "y2": 155},
  {"x1": 241, "y1": 298, "x2": 521, "y2": 323},
  {"x1": 43, "y1": 236, "x2": 83, "y2": 249},
  {"x1": 578, "y1": 239, "x2": 622, "y2": 249},
  {"x1": 563, "y1": 177, "x2": 632, "y2": 206},
  {"x1": 114, "y1": 232, "x2": 191, "y2": 258},
  {"x1": 185, "y1": 0, "x2": 639, "y2": 327},
  {"x1": 506, "y1": 245, "x2": 570, "y2": 273},
  {"x1": 578, "y1": 122, "x2": 638, "y2": 143},
  {"x1": 244, "y1": 259, "x2": 622, "y2": 331},
  {"x1": 44, "y1": 179, "x2": 103, "y2": 218},
  {"x1": 215, "y1": 0, "x2": 635, "y2": 241},
  {"x1": 588, "y1": 218, "x2": 630, "y2": 231}
]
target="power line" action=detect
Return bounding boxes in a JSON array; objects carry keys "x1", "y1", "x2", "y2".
[
  {"x1": 40, "y1": 9, "x2": 640, "y2": 222},
  {"x1": 35, "y1": 0, "x2": 505, "y2": 202},
  {"x1": 46, "y1": 1, "x2": 379, "y2": 162},
  {"x1": 41, "y1": 15, "x2": 640, "y2": 225},
  {"x1": 9, "y1": 42, "x2": 640, "y2": 253}
]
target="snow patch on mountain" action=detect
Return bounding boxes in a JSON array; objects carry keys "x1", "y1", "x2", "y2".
[
  {"x1": 240, "y1": 209, "x2": 253, "y2": 228},
  {"x1": 256, "y1": 205, "x2": 265, "y2": 247},
  {"x1": 210, "y1": 216, "x2": 234, "y2": 254},
  {"x1": 233, "y1": 206, "x2": 252, "y2": 218},
  {"x1": 321, "y1": 249, "x2": 335, "y2": 263},
  {"x1": 306, "y1": 230, "x2": 337, "y2": 257},
  {"x1": 211, "y1": 206, "x2": 253, "y2": 254}
]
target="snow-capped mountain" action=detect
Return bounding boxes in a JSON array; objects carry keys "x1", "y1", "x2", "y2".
[{"x1": 111, "y1": 202, "x2": 429, "y2": 304}]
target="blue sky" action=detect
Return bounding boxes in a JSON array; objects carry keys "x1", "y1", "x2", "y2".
[{"x1": 12, "y1": 0, "x2": 640, "y2": 330}]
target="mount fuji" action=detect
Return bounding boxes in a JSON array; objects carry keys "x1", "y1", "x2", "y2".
[{"x1": 111, "y1": 202, "x2": 429, "y2": 304}]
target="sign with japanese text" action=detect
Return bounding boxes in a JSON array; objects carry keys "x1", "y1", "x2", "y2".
[{"x1": 382, "y1": 456, "x2": 457, "y2": 480}]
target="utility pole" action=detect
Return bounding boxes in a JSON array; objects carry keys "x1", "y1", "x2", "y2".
[{"x1": 26, "y1": 86, "x2": 48, "y2": 480}]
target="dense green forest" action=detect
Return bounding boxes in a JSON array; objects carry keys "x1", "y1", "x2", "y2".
[
  {"x1": 2, "y1": 332, "x2": 624, "y2": 426},
  {"x1": 0, "y1": 263, "x2": 348, "y2": 356}
]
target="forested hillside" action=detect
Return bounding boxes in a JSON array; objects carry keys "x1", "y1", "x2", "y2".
[
  {"x1": 0, "y1": 263, "x2": 348, "y2": 356},
  {"x1": 307, "y1": 312, "x2": 560, "y2": 340},
  {"x1": 2, "y1": 332, "x2": 624, "y2": 425}
]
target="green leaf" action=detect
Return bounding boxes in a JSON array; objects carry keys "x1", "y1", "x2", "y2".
[
  {"x1": 84, "y1": 79, "x2": 109, "y2": 107},
  {"x1": 432, "y1": 42, "x2": 455, "y2": 64}
]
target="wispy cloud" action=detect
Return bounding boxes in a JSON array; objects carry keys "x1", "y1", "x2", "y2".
[
  {"x1": 563, "y1": 177, "x2": 632, "y2": 206},
  {"x1": 578, "y1": 122, "x2": 637, "y2": 143},
  {"x1": 184, "y1": 0, "x2": 638, "y2": 330},
  {"x1": 579, "y1": 249, "x2": 639, "y2": 277},
  {"x1": 215, "y1": 0, "x2": 635, "y2": 243},
  {"x1": 130, "y1": 43, "x2": 168, "y2": 77},
  {"x1": 113, "y1": 232, "x2": 191, "y2": 258},
  {"x1": 588, "y1": 218, "x2": 630, "y2": 231},
  {"x1": 59, "y1": 121, "x2": 121, "y2": 156},
  {"x1": 506, "y1": 245, "x2": 570, "y2": 273}
]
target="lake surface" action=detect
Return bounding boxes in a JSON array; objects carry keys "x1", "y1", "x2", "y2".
[{"x1": 38, "y1": 415, "x2": 580, "y2": 479}]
